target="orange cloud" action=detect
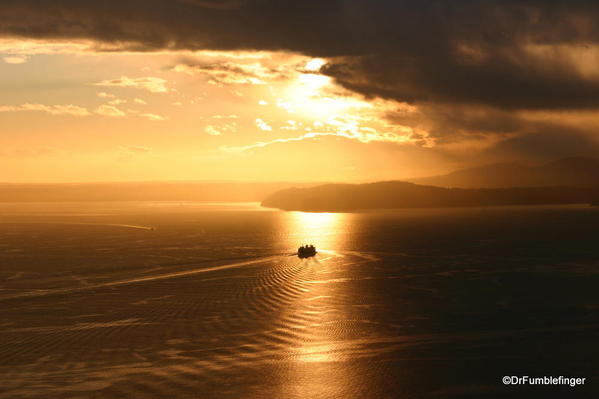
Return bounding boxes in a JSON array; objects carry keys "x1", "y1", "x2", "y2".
[
  {"x1": 0, "y1": 103, "x2": 90, "y2": 116},
  {"x1": 255, "y1": 118, "x2": 272, "y2": 131},
  {"x1": 94, "y1": 76, "x2": 169, "y2": 93},
  {"x1": 221, "y1": 130, "x2": 414, "y2": 153},
  {"x1": 3, "y1": 55, "x2": 28, "y2": 64},
  {"x1": 139, "y1": 113, "x2": 166, "y2": 121},
  {"x1": 95, "y1": 105, "x2": 126, "y2": 117}
]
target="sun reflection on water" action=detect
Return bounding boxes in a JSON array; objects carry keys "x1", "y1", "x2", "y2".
[
  {"x1": 285, "y1": 211, "x2": 344, "y2": 252},
  {"x1": 274, "y1": 210, "x2": 355, "y2": 398},
  {"x1": 295, "y1": 343, "x2": 336, "y2": 363}
]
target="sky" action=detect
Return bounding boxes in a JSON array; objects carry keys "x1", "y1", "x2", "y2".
[{"x1": 1, "y1": 0, "x2": 599, "y2": 183}]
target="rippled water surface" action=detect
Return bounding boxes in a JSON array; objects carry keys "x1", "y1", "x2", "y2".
[{"x1": 0, "y1": 202, "x2": 597, "y2": 398}]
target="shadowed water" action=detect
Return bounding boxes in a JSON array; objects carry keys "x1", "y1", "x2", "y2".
[{"x1": 0, "y1": 202, "x2": 597, "y2": 398}]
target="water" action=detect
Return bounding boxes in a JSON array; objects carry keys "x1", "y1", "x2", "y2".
[{"x1": 0, "y1": 202, "x2": 597, "y2": 398}]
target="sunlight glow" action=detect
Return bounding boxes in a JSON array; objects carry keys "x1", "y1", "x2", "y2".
[
  {"x1": 0, "y1": 41, "x2": 427, "y2": 182},
  {"x1": 295, "y1": 343, "x2": 336, "y2": 363},
  {"x1": 287, "y1": 211, "x2": 344, "y2": 251},
  {"x1": 283, "y1": 73, "x2": 372, "y2": 119},
  {"x1": 298, "y1": 73, "x2": 330, "y2": 89},
  {"x1": 304, "y1": 58, "x2": 327, "y2": 72}
]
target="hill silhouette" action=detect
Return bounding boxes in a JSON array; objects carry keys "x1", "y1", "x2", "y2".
[
  {"x1": 0, "y1": 181, "x2": 318, "y2": 202},
  {"x1": 408, "y1": 157, "x2": 599, "y2": 188},
  {"x1": 262, "y1": 181, "x2": 598, "y2": 212}
]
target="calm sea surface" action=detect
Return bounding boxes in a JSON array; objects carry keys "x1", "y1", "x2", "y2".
[{"x1": 0, "y1": 202, "x2": 597, "y2": 398}]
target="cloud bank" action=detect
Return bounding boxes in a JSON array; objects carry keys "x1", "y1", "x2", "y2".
[{"x1": 2, "y1": 0, "x2": 599, "y2": 159}]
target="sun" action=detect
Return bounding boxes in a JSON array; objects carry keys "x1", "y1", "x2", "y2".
[
  {"x1": 304, "y1": 58, "x2": 327, "y2": 72},
  {"x1": 280, "y1": 59, "x2": 372, "y2": 119}
]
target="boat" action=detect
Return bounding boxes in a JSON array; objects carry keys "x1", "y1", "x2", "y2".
[{"x1": 298, "y1": 245, "x2": 317, "y2": 258}]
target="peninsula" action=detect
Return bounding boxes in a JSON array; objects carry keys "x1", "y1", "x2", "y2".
[{"x1": 262, "y1": 181, "x2": 598, "y2": 212}]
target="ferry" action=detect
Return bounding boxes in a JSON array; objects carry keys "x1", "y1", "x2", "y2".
[{"x1": 298, "y1": 245, "x2": 316, "y2": 258}]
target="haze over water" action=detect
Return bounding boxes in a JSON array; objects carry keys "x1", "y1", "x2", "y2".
[{"x1": 0, "y1": 202, "x2": 597, "y2": 398}]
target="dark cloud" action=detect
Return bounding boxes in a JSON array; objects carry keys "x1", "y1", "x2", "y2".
[
  {"x1": 3, "y1": 1, "x2": 599, "y2": 108},
  {"x1": 173, "y1": 56, "x2": 293, "y2": 84},
  {"x1": 177, "y1": 0, "x2": 247, "y2": 9},
  {"x1": 321, "y1": 49, "x2": 599, "y2": 111},
  {"x1": 2, "y1": 0, "x2": 599, "y2": 160},
  {"x1": 383, "y1": 103, "x2": 528, "y2": 144},
  {"x1": 482, "y1": 129, "x2": 599, "y2": 164}
]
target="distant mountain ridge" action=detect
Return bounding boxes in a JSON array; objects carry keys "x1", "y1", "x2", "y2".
[
  {"x1": 408, "y1": 157, "x2": 599, "y2": 188},
  {"x1": 0, "y1": 181, "x2": 319, "y2": 202},
  {"x1": 262, "y1": 181, "x2": 598, "y2": 212}
]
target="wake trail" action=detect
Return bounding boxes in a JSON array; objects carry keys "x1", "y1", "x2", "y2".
[
  {"x1": 0, "y1": 222, "x2": 155, "y2": 230},
  {"x1": 0, "y1": 255, "x2": 284, "y2": 302}
]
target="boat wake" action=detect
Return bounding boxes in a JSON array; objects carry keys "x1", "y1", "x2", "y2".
[{"x1": 0, "y1": 255, "x2": 283, "y2": 301}]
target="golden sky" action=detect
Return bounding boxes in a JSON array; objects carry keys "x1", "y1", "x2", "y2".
[
  {"x1": 2, "y1": 0, "x2": 599, "y2": 184},
  {"x1": 0, "y1": 40, "x2": 433, "y2": 182},
  {"x1": 0, "y1": 40, "x2": 449, "y2": 182}
]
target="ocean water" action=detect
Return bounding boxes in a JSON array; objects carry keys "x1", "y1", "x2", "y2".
[{"x1": 0, "y1": 202, "x2": 597, "y2": 398}]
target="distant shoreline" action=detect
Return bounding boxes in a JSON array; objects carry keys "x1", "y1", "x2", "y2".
[
  {"x1": 261, "y1": 181, "x2": 599, "y2": 213},
  {"x1": 260, "y1": 202, "x2": 597, "y2": 213},
  {"x1": 0, "y1": 182, "x2": 319, "y2": 203}
]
